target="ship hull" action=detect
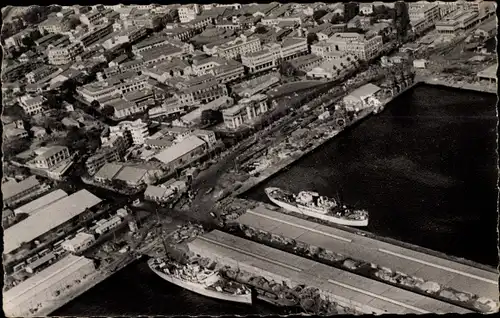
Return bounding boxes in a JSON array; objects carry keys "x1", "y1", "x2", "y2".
[
  {"x1": 265, "y1": 188, "x2": 368, "y2": 227},
  {"x1": 148, "y1": 260, "x2": 252, "y2": 304}
]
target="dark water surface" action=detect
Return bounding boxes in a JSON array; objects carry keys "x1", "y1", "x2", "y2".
[
  {"x1": 245, "y1": 84, "x2": 498, "y2": 267},
  {"x1": 53, "y1": 84, "x2": 498, "y2": 316}
]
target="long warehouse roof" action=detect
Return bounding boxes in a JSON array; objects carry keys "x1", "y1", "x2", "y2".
[
  {"x1": 4, "y1": 189, "x2": 102, "y2": 254},
  {"x1": 3, "y1": 255, "x2": 94, "y2": 310}
]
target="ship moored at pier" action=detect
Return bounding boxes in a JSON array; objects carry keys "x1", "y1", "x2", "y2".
[
  {"x1": 148, "y1": 258, "x2": 252, "y2": 304},
  {"x1": 265, "y1": 187, "x2": 368, "y2": 227}
]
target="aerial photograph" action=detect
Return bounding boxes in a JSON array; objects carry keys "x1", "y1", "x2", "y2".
[{"x1": 1, "y1": 1, "x2": 498, "y2": 316}]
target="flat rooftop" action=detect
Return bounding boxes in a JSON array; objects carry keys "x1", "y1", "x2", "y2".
[
  {"x1": 189, "y1": 230, "x2": 472, "y2": 314},
  {"x1": 236, "y1": 206, "x2": 499, "y2": 300}
]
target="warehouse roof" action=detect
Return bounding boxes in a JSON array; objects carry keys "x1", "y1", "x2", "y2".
[
  {"x1": 346, "y1": 83, "x2": 381, "y2": 100},
  {"x1": 153, "y1": 135, "x2": 206, "y2": 165},
  {"x1": 4, "y1": 190, "x2": 102, "y2": 254},
  {"x1": 94, "y1": 163, "x2": 123, "y2": 180},
  {"x1": 2, "y1": 176, "x2": 40, "y2": 202},
  {"x1": 14, "y1": 189, "x2": 68, "y2": 216},
  {"x1": 114, "y1": 166, "x2": 148, "y2": 185},
  {"x1": 4, "y1": 255, "x2": 94, "y2": 311}
]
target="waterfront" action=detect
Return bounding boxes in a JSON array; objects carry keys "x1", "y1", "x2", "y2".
[
  {"x1": 52, "y1": 259, "x2": 299, "y2": 316},
  {"x1": 244, "y1": 84, "x2": 498, "y2": 267},
  {"x1": 52, "y1": 84, "x2": 497, "y2": 315}
]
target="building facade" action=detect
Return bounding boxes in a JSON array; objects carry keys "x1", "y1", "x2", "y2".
[
  {"x1": 48, "y1": 42, "x2": 84, "y2": 65},
  {"x1": 33, "y1": 146, "x2": 71, "y2": 169},
  {"x1": 222, "y1": 94, "x2": 270, "y2": 129}
]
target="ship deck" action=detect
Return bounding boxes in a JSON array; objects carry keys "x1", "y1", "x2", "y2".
[
  {"x1": 235, "y1": 206, "x2": 498, "y2": 301},
  {"x1": 188, "y1": 230, "x2": 474, "y2": 314}
]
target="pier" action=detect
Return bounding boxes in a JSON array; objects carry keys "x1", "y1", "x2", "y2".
[
  {"x1": 233, "y1": 205, "x2": 498, "y2": 302},
  {"x1": 187, "y1": 230, "x2": 473, "y2": 314}
]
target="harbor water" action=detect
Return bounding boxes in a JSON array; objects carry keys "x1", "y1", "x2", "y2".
[{"x1": 53, "y1": 84, "x2": 498, "y2": 315}]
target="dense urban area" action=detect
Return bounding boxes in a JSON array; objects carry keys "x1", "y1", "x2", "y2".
[{"x1": 1, "y1": 1, "x2": 498, "y2": 316}]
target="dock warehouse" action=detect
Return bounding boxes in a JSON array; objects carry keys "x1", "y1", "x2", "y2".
[
  {"x1": 13, "y1": 189, "x2": 68, "y2": 216},
  {"x1": 3, "y1": 189, "x2": 102, "y2": 255},
  {"x1": 3, "y1": 254, "x2": 96, "y2": 317}
]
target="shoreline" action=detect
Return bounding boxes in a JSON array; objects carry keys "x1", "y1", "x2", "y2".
[{"x1": 418, "y1": 76, "x2": 497, "y2": 94}]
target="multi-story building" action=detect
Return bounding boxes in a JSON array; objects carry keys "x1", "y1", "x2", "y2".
[
  {"x1": 241, "y1": 37, "x2": 308, "y2": 73},
  {"x1": 408, "y1": 2, "x2": 441, "y2": 32},
  {"x1": 222, "y1": 94, "x2": 270, "y2": 129},
  {"x1": 289, "y1": 54, "x2": 323, "y2": 72},
  {"x1": 136, "y1": 45, "x2": 185, "y2": 66},
  {"x1": 38, "y1": 16, "x2": 71, "y2": 34},
  {"x1": 26, "y1": 65, "x2": 60, "y2": 84},
  {"x1": 178, "y1": 4, "x2": 200, "y2": 23},
  {"x1": 47, "y1": 42, "x2": 84, "y2": 65},
  {"x1": 86, "y1": 135, "x2": 128, "y2": 175},
  {"x1": 32, "y1": 146, "x2": 71, "y2": 169},
  {"x1": 163, "y1": 27, "x2": 196, "y2": 41},
  {"x1": 78, "y1": 23, "x2": 114, "y2": 48},
  {"x1": 175, "y1": 80, "x2": 229, "y2": 106},
  {"x1": 18, "y1": 95, "x2": 46, "y2": 116},
  {"x1": 261, "y1": 16, "x2": 303, "y2": 27},
  {"x1": 132, "y1": 34, "x2": 171, "y2": 54},
  {"x1": 77, "y1": 72, "x2": 150, "y2": 103},
  {"x1": 2, "y1": 62, "x2": 39, "y2": 82},
  {"x1": 203, "y1": 35, "x2": 261, "y2": 60},
  {"x1": 314, "y1": 33, "x2": 383, "y2": 61},
  {"x1": 107, "y1": 119, "x2": 149, "y2": 145},
  {"x1": 108, "y1": 99, "x2": 149, "y2": 119},
  {"x1": 80, "y1": 10, "x2": 104, "y2": 26},
  {"x1": 435, "y1": 10, "x2": 480, "y2": 34}
]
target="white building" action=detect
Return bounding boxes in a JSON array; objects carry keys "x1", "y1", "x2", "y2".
[
  {"x1": 95, "y1": 216, "x2": 121, "y2": 235},
  {"x1": 32, "y1": 146, "x2": 71, "y2": 170},
  {"x1": 18, "y1": 95, "x2": 46, "y2": 116},
  {"x1": 204, "y1": 35, "x2": 262, "y2": 60},
  {"x1": 343, "y1": 83, "x2": 382, "y2": 112},
  {"x1": 47, "y1": 42, "x2": 84, "y2": 65},
  {"x1": 435, "y1": 10, "x2": 480, "y2": 34},
  {"x1": 241, "y1": 37, "x2": 308, "y2": 74},
  {"x1": 178, "y1": 4, "x2": 200, "y2": 23},
  {"x1": 222, "y1": 94, "x2": 270, "y2": 129},
  {"x1": 107, "y1": 119, "x2": 149, "y2": 145},
  {"x1": 62, "y1": 232, "x2": 96, "y2": 253},
  {"x1": 313, "y1": 33, "x2": 383, "y2": 61},
  {"x1": 307, "y1": 53, "x2": 358, "y2": 80}
]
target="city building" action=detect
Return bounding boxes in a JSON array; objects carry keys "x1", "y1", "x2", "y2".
[
  {"x1": 241, "y1": 37, "x2": 308, "y2": 74},
  {"x1": 32, "y1": 146, "x2": 71, "y2": 170},
  {"x1": 153, "y1": 135, "x2": 208, "y2": 170},
  {"x1": 38, "y1": 16, "x2": 71, "y2": 34},
  {"x1": 108, "y1": 98, "x2": 149, "y2": 119},
  {"x1": 222, "y1": 94, "x2": 270, "y2": 129},
  {"x1": 77, "y1": 23, "x2": 114, "y2": 48},
  {"x1": 178, "y1": 4, "x2": 200, "y2": 23},
  {"x1": 307, "y1": 53, "x2": 358, "y2": 79},
  {"x1": 47, "y1": 42, "x2": 84, "y2": 65},
  {"x1": 62, "y1": 232, "x2": 96, "y2": 253},
  {"x1": 95, "y1": 216, "x2": 121, "y2": 235},
  {"x1": 94, "y1": 163, "x2": 123, "y2": 183},
  {"x1": 18, "y1": 95, "x2": 46, "y2": 116},
  {"x1": 408, "y1": 2, "x2": 442, "y2": 34},
  {"x1": 80, "y1": 10, "x2": 104, "y2": 25},
  {"x1": 175, "y1": 80, "x2": 229, "y2": 106},
  {"x1": 86, "y1": 135, "x2": 128, "y2": 175},
  {"x1": 435, "y1": 10, "x2": 480, "y2": 34},
  {"x1": 203, "y1": 35, "x2": 261, "y2": 60},
  {"x1": 3, "y1": 255, "x2": 96, "y2": 317},
  {"x1": 360, "y1": 3, "x2": 374, "y2": 15},
  {"x1": 313, "y1": 33, "x2": 383, "y2": 61},
  {"x1": 289, "y1": 54, "x2": 323, "y2": 72},
  {"x1": 179, "y1": 96, "x2": 234, "y2": 126},
  {"x1": 2, "y1": 176, "x2": 42, "y2": 208},
  {"x1": 106, "y1": 119, "x2": 150, "y2": 145},
  {"x1": 77, "y1": 72, "x2": 149, "y2": 103},
  {"x1": 144, "y1": 179, "x2": 187, "y2": 202},
  {"x1": 26, "y1": 65, "x2": 60, "y2": 84},
  {"x1": 343, "y1": 83, "x2": 382, "y2": 112},
  {"x1": 3, "y1": 189, "x2": 102, "y2": 255},
  {"x1": 132, "y1": 34, "x2": 172, "y2": 54}
]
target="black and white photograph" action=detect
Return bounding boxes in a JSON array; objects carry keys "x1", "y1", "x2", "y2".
[{"x1": 1, "y1": 1, "x2": 498, "y2": 316}]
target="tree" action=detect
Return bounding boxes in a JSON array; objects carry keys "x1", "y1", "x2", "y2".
[
  {"x1": 254, "y1": 25, "x2": 267, "y2": 34},
  {"x1": 307, "y1": 33, "x2": 318, "y2": 45},
  {"x1": 279, "y1": 61, "x2": 296, "y2": 77},
  {"x1": 68, "y1": 16, "x2": 81, "y2": 29},
  {"x1": 102, "y1": 105, "x2": 115, "y2": 117},
  {"x1": 90, "y1": 100, "x2": 100, "y2": 109},
  {"x1": 201, "y1": 109, "x2": 223, "y2": 125},
  {"x1": 312, "y1": 9, "x2": 328, "y2": 22}
]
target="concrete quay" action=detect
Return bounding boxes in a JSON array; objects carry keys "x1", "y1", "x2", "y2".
[
  {"x1": 235, "y1": 205, "x2": 499, "y2": 302},
  {"x1": 188, "y1": 230, "x2": 472, "y2": 314}
]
